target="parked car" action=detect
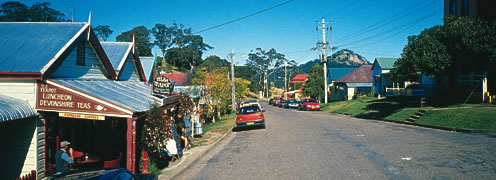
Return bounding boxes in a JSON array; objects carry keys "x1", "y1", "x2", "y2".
[
  {"x1": 299, "y1": 98, "x2": 320, "y2": 111},
  {"x1": 278, "y1": 99, "x2": 286, "y2": 107},
  {"x1": 268, "y1": 98, "x2": 274, "y2": 105},
  {"x1": 284, "y1": 98, "x2": 299, "y2": 108},
  {"x1": 236, "y1": 104, "x2": 266, "y2": 128},
  {"x1": 273, "y1": 97, "x2": 282, "y2": 106},
  {"x1": 52, "y1": 168, "x2": 157, "y2": 180}
]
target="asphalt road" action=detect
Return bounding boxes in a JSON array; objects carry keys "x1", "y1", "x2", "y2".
[{"x1": 176, "y1": 102, "x2": 496, "y2": 180}]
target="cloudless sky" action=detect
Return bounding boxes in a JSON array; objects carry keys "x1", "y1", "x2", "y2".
[{"x1": 19, "y1": 0, "x2": 444, "y2": 65}]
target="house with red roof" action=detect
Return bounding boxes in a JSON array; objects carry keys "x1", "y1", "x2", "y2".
[
  {"x1": 331, "y1": 65, "x2": 373, "y2": 101},
  {"x1": 160, "y1": 73, "x2": 188, "y2": 86},
  {"x1": 288, "y1": 73, "x2": 308, "y2": 100}
]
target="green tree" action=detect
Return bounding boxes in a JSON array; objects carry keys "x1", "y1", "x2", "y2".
[
  {"x1": 199, "y1": 55, "x2": 229, "y2": 72},
  {"x1": 116, "y1": 25, "x2": 153, "y2": 56},
  {"x1": 391, "y1": 16, "x2": 496, "y2": 81},
  {"x1": 164, "y1": 47, "x2": 202, "y2": 72},
  {"x1": 152, "y1": 24, "x2": 174, "y2": 62},
  {"x1": 303, "y1": 64, "x2": 324, "y2": 100},
  {"x1": 0, "y1": 1, "x2": 66, "y2": 22},
  {"x1": 235, "y1": 66, "x2": 261, "y2": 93},
  {"x1": 246, "y1": 48, "x2": 288, "y2": 98},
  {"x1": 94, "y1": 25, "x2": 113, "y2": 41}
]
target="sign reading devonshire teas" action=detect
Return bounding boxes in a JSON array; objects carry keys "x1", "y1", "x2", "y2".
[
  {"x1": 36, "y1": 81, "x2": 130, "y2": 117},
  {"x1": 153, "y1": 76, "x2": 173, "y2": 95}
]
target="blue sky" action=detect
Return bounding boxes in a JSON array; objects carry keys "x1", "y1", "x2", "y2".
[{"x1": 20, "y1": 0, "x2": 444, "y2": 65}]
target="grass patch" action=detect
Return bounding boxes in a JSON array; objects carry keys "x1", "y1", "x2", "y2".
[
  {"x1": 192, "y1": 113, "x2": 235, "y2": 147},
  {"x1": 323, "y1": 96, "x2": 496, "y2": 130},
  {"x1": 416, "y1": 107, "x2": 496, "y2": 130}
]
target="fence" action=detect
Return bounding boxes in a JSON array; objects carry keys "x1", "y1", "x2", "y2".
[{"x1": 385, "y1": 88, "x2": 424, "y2": 97}]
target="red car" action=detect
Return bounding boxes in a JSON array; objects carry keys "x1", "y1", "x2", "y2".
[
  {"x1": 235, "y1": 104, "x2": 266, "y2": 128},
  {"x1": 299, "y1": 98, "x2": 320, "y2": 111}
]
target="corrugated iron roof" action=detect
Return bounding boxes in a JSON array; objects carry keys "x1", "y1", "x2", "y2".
[
  {"x1": 139, "y1": 56, "x2": 156, "y2": 82},
  {"x1": 290, "y1": 74, "x2": 308, "y2": 83},
  {"x1": 335, "y1": 65, "x2": 373, "y2": 83},
  {"x1": 373, "y1": 57, "x2": 399, "y2": 70},
  {"x1": 100, "y1": 42, "x2": 132, "y2": 71},
  {"x1": 0, "y1": 22, "x2": 87, "y2": 72},
  {"x1": 0, "y1": 94, "x2": 37, "y2": 122},
  {"x1": 52, "y1": 79, "x2": 169, "y2": 113},
  {"x1": 346, "y1": 83, "x2": 373, "y2": 87},
  {"x1": 328, "y1": 68, "x2": 356, "y2": 83},
  {"x1": 161, "y1": 73, "x2": 188, "y2": 85},
  {"x1": 173, "y1": 86, "x2": 201, "y2": 99}
]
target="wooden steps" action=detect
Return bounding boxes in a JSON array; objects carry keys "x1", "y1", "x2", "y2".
[{"x1": 406, "y1": 109, "x2": 427, "y2": 122}]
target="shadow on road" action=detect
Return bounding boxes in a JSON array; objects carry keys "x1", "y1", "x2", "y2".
[{"x1": 232, "y1": 126, "x2": 265, "y2": 132}]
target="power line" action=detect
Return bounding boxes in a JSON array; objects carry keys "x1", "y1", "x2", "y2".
[
  {"x1": 324, "y1": 0, "x2": 363, "y2": 19},
  {"x1": 340, "y1": 8, "x2": 442, "y2": 49},
  {"x1": 336, "y1": 8, "x2": 441, "y2": 48},
  {"x1": 334, "y1": 0, "x2": 437, "y2": 43},
  {"x1": 193, "y1": 0, "x2": 295, "y2": 34}
]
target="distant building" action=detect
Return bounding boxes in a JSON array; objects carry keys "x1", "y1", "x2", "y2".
[
  {"x1": 161, "y1": 73, "x2": 188, "y2": 86},
  {"x1": 288, "y1": 73, "x2": 309, "y2": 100},
  {"x1": 371, "y1": 58, "x2": 398, "y2": 96},
  {"x1": 332, "y1": 65, "x2": 373, "y2": 101}
]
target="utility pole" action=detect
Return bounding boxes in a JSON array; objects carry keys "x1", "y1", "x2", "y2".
[
  {"x1": 284, "y1": 63, "x2": 288, "y2": 92},
  {"x1": 316, "y1": 17, "x2": 332, "y2": 104},
  {"x1": 231, "y1": 49, "x2": 236, "y2": 111}
]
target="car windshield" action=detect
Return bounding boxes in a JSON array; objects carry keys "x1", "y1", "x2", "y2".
[
  {"x1": 289, "y1": 99, "x2": 296, "y2": 103},
  {"x1": 306, "y1": 99, "x2": 317, "y2": 102},
  {"x1": 239, "y1": 106, "x2": 260, "y2": 114}
]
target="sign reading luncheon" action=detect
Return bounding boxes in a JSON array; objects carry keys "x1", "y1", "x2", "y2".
[{"x1": 38, "y1": 85, "x2": 91, "y2": 109}]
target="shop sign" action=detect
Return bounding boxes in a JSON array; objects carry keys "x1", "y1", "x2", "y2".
[
  {"x1": 59, "y1": 112, "x2": 105, "y2": 120},
  {"x1": 36, "y1": 81, "x2": 131, "y2": 116},
  {"x1": 153, "y1": 76, "x2": 173, "y2": 95}
]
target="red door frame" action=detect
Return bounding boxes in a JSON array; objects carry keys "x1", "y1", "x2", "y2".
[{"x1": 126, "y1": 117, "x2": 138, "y2": 174}]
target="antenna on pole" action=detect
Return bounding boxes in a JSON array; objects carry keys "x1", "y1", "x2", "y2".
[
  {"x1": 132, "y1": 33, "x2": 136, "y2": 54},
  {"x1": 87, "y1": 11, "x2": 92, "y2": 40}
]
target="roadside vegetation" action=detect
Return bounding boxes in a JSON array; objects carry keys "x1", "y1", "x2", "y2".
[
  {"x1": 322, "y1": 97, "x2": 496, "y2": 131},
  {"x1": 192, "y1": 113, "x2": 236, "y2": 148}
]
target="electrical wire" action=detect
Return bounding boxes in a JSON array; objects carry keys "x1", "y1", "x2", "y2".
[
  {"x1": 336, "y1": 8, "x2": 441, "y2": 48},
  {"x1": 334, "y1": 0, "x2": 437, "y2": 43},
  {"x1": 324, "y1": 0, "x2": 363, "y2": 19},
  {"x1": 193, "y1": 0, "x2": 295, "y2": 34}
]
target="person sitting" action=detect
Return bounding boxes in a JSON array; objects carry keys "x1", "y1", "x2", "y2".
[{"x1": 55, "y1": 141, "x2": 73, "y2": 175}]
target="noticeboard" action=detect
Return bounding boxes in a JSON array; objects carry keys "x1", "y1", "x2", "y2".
[{"x1": 153, "y1": 76, "x2": 173, "y2": 95}]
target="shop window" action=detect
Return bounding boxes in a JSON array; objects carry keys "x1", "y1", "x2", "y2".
[
  {"x1": 449, "y1": 0, "x2": 457, "y2": 15},
  {"x1": 462, "y1": 0, "x2": 469, "y2": 16},
  {"x1": 77, "y1": 41, "x2": 85, "y2": 66}
]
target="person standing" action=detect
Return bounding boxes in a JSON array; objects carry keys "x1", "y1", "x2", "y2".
[
  {"x1": 177, "y1": 113, "x2": 192, "y2": 151},
  {"x1": 55, "y1": 141, "x2": 73, "y2": 175}
]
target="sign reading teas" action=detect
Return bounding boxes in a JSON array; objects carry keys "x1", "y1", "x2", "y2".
[
  {"x1": 36, "y1": 82, "x2": 129, "y2": 116},
  {"x1": 153, "y1": 76, "x2": 173, "y2": 95}
]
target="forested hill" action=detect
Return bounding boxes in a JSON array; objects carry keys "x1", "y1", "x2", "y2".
[{"x1": 296, "y1": 49, "x2": 370, "y2": 74}]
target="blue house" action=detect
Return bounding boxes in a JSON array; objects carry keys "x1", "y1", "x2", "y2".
[
  {"x1": 371, "y1": 57, "x2": 398, "y2": 96},
  {"x1": 0, "y1": 22, "x2": 176, "y2": 177}
]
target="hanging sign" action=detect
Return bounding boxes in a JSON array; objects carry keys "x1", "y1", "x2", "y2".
[{"x1": 153, "y1": 76, "x2": 173, "y2": 95}]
